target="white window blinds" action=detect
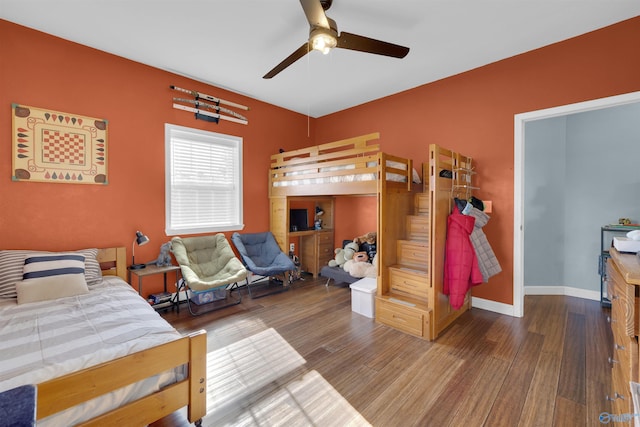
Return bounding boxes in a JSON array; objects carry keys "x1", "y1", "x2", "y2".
[{"x1": 165, "y1": 124, "x2": 243, "y2": 235}]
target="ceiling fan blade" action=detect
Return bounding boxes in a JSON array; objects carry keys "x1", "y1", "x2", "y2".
[
  {"x1": 263, "y1": 43, "x2": 310, "y2": 79},
  {"x1": 337, "y1": 32, "x2": 409, "y2": 58},
  {"x1": 299, "y1": 0, "x2": 330, "y2": 29}
]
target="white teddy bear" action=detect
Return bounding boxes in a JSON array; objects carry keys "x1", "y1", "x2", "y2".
[
  {"x1": 344, "y1": 253, "x2": 377, "y2": 278},
  {"x1": 328, "y1": 247, "x2": 347, "y2": 268},
  {"x1": 341, "y1": 242, "x2": 360, "y2": 270}
]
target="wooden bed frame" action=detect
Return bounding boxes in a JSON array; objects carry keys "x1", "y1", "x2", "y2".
[
  {"x1": 36, "y1": 247, "x2": 207, "y2": 426},
  {"x1": 269, "y1": 132, "x2": 415, "y2": 286},
  {"x1": 269, "y1": 134, "x2": 476, "y2": 341},
  {"x1": 269, "y1": 132, "x2": 412, "y2": 197}
]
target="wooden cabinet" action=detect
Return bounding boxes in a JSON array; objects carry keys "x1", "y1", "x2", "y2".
[
  {"x1": 606, "y1": 249, "x2": 640, "y2": 415},
  {"x1": 317, "y1": 231, "x2": 334, "y2": 268},
  {"x1": 299, "y1": 229, "x2": 334, "y2": 277}
]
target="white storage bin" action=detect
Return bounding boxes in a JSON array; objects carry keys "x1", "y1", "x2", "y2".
[
  {"x1": 614, "y1": 236, "x2": 640, "y2": 253},
  {"x1": 349, "y1": 277, "x2": 377, "y2": 318}
]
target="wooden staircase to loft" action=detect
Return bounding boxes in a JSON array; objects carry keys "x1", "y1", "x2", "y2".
[
  {"x1": 376, "y1": 193, "x2": 433, "y2": 340},
  {"x1": 375, "y1": 144, "x2": 475, "y2": 341}
]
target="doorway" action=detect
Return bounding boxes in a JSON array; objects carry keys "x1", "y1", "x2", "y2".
[{"x1": 513, "y1": 91, "x2": 640, "y2": 317}]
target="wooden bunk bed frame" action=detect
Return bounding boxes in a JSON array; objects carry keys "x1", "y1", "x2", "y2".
[
  {"x1": 268, "y1": 133, "x2": 476, "y2": 341},
  {"x1": 269, "y1": 132, "x2": 412, "y2": 198},
  {"x1": 269, "y1": 132, "x2": 414, "y2": 284},
  {"x1": 36, "y1": 247, "x2": 207, "y2": 427}
]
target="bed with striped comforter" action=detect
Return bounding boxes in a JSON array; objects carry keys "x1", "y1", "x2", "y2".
[{"x1": 0, "y1": 276, "x2": 183, "y2": 426}]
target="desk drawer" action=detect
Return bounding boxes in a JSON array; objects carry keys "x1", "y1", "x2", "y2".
[
  {"x1": 317, "y1": 232, "x2": 333, "y2": 246},
  {"x1": 318, "y1": 243, "x2": 334, "y2": 266}
]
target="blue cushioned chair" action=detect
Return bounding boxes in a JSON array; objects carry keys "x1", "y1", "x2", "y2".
[{"x1": 231, "y1": 232, "x2": 296, "y2": 298}]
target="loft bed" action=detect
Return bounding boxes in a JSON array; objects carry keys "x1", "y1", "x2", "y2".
[
  {"x1": 269, "y1": 134, "x2": 477, "y2": 341},
  {"x1": 269, "y1": 132, "x2": 418, "y2": 285},
  {"x1": 0, "y1": 247, "x2": 206, "y2": 426},
  {"x1": 269, "y1": 132, "x2": 415, "y2": 198}
]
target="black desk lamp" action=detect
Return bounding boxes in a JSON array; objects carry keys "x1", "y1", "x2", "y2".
[{"x1": 130, "y1": 230, "x2": 149, "y2": 270}]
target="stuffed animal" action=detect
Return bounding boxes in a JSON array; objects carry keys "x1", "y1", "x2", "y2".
[
  {"x1": 354, "y1": 232, "x2": 377, "y2": 246},
  {"x1": 345, "y1": 253, "x2": 377, "y2": 278},
  {"x1": 341, "y1": 242, "x2": 360, "y2": 270},
  {"x1": 353, "y1": 251, "x2": 368, "y2": 263},
  {"x1": 328, "y1": 247, "x2": 348, "y2": 268},
  {"x1": 354, "y1": 232, "x2": 377, "y2": 262},
  {"x1": 154, "y1": 241, "x2": 173, "y2": 267}
]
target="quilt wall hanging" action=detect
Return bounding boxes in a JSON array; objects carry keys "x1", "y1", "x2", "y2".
[{"x1": 12, "y1": 104, "x2": 108, "y2": 184}]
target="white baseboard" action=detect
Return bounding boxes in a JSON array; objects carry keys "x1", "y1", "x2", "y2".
[
  {"x1": 471, "y1": 297, "x2": 516, "y2": 317},
  {"x1": 471, "y1": 287, "x2": 599, "y2": 319},
  {"x1": 524, "y1": 286, "x2": 600, "y2": 301}
]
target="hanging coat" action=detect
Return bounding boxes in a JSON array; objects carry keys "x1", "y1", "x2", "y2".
[
  {"x1": 444, "y1": 208, "x2": 483, "y2": 310},
  {"x1": 466, "y1": 206, "x2": 502, "y2": 282}
]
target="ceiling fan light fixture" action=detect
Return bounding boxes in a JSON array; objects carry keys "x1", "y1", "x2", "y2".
[
  {"x1": 263, "y1": 0, "x2": 410, "y2": 79},
  {"x1": 310, "y1": 31, "x2": 337, "y2": 55}
]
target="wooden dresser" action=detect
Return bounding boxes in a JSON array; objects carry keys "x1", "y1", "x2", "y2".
[{"x1": 606, "y1": 248, "x2": 640, "y2": 414}]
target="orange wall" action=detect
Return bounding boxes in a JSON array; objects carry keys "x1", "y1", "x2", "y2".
[
  {"x1": 0, "y1": 19, "x2": 314, "y2": 293},
  {"x1": 334, "y1": 196, "x2": 377, "y2": 245},
  {"x1": 315, "y1": 16, "x2": 640, "y2": 305},
  {"x1": 2, "y1": 17, "x2": 640, "y2": 304}
]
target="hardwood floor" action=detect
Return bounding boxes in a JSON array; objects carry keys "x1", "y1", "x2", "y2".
[{"x1": 151, "y1": 277, "x2": 613, "y2": 427}]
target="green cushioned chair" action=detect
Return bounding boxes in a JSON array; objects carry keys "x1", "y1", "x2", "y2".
[{"x1": 171, "y1": 234, "x2": 247, "y2": 315}]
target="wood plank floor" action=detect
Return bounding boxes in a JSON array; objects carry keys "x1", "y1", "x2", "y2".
[{"x1": 151, "y1": 277, "x2": 613, "y2": 427}]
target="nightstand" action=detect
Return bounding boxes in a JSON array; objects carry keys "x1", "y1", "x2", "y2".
[{"x1": 128, "y1": 264, "x2": 181, "y2": 311}]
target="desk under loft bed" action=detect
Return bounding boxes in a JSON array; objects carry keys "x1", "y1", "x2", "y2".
[{"x1": 268, "y1": 133, "x2": 476, "y2": 340}]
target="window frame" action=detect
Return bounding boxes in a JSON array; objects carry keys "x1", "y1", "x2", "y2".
[{"x1": 164, "y1": 123, "x2": 243, "y2": 236}]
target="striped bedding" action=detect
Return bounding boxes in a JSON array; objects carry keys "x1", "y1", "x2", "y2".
[
  {"x1": 273, "y1": 160, "x2": 421, "y2": 187},
  {"x1": 0, "y1": 276, "x2": 184, "y2": 425}
]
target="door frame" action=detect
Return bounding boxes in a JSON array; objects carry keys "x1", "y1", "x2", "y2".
[{"x1": 513, "y1": 91, "x2": 640, "y2": 317}]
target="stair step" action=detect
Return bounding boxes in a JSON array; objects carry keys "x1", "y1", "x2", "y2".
[
  {"x1": 389, "y1": 264, "x2": 428, "y2": 276},
  {"x1": 406, "y1": 234, "x2": 429, "y2": 242},
  {"x1": 415, "y1": 193, "x2": 429, "y2": 216},
  {"x1": 396, "y1": 240, "x2": 429, "y2": 268},
  {"x1": 406, "y1": 215, "x2": 429, "y2": 241}
]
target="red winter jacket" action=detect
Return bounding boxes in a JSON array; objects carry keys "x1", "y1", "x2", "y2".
[{"x1": 444, "y1": 208, "x2": 483, "y2": 310}]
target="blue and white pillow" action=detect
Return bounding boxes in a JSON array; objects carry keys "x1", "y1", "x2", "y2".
[
  {"x1": 16, "y1": 253, "x2": 89, "y2": 304},
  {"x1": 0, "y1": 248, "x2": 102, "y2": 299}
]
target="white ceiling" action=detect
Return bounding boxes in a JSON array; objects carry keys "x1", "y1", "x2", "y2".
[{"x1": 2, "y1": 1, "x2": 639, "y2": 117}]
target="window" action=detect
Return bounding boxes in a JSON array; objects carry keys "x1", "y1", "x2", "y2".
[{"x1": 165, "y1": 124, "x2": 243, "y2": 235}]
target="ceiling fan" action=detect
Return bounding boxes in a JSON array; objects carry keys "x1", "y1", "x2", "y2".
[{"x1": 263, "y1": 0, "x2": 410, "y2": 79}]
